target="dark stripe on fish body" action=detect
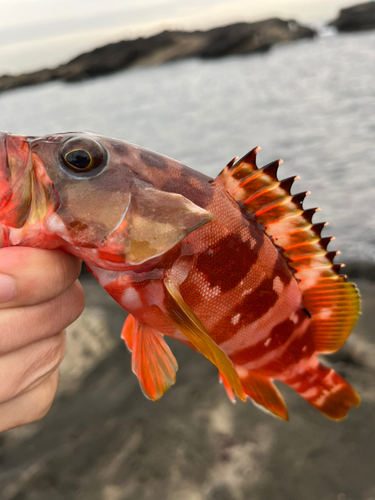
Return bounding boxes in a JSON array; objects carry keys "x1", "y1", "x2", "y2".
[
  {"x1": 230, "y1": 318, "x2": 296, "y2": 365},
  {"x1": 111, "y1": 143, "x2": 129, "y2": 157},
  {"x1": 272, "y1": 254, "x2": 294, "y2": 286},
  {"x1": 140, "y1": 149, "x2": 168, "y2": 170},
  {"x1": 196, "y1": 234, "x2": 258, "y2": 293},
  {"x1": 259, "y1": 313, "x2": 315, "y2": 376},
  {"x1": 162, "y1": 173, "x2": 214, "y2": 207},
  {"x1": 234, "y1": 277, "x2": 278, "y2": 328},
  {"x1": 209, "y1": 276, "x2": 278, "y2": 345}
]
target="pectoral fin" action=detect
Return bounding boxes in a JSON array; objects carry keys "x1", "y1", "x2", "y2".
[
  {"x1": 164, "y1": 277, "x2": 246, "y2": 402},
  {"x1": 121, "y1": 313, "x2": 136, "y2": 351},
  {"x1": 121, "y1": 314, "x2": 178, "y2": 401}
]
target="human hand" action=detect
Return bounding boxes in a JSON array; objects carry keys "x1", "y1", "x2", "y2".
[{"x1": 0, "y1": 245, "x2": 84, "y2": 432}]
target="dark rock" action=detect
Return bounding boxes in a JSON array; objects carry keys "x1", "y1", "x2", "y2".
[
  {"x1": 329, "y1": 1, "x2": 375, "y2": 32},
  {"x1": 0, "y1": 18, "x2": 316, "y2": 94}
]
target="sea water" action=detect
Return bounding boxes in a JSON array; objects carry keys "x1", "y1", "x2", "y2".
[{"x1": 0, "y1": 30, "x2": 374, "y2": 264}]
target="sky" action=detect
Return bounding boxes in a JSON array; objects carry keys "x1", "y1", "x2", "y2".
[{"x1": 0, "y1": 0, "x2": 360, "y2": 74}]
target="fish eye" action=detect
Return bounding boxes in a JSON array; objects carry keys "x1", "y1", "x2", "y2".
[
  {"x1": 61, "y1": 137, "x2": 104, "y2": 173},
  {"x1": 64, "y1": 149, "x2": 93, "y2": 170}
]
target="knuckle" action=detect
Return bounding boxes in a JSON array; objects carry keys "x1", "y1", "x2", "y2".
[
  {"x1": 0, "y1": 334, "x2": 65, "y2": 403},
  {"x1": 47, "y1": 280, "x2": 85, "y2": 334},
  {"x1": 59, "y1": 280, "x2": 85, "y2": 326},
  {"x1": 0, "y1": 371, "x2": 59, "y2": 432},
  {"x1": 71, "y1": 280, "x2": 86, "y2": 317},
  {"x1": 42, "y1": 332, "x2": 66, "y2": 371},
  {"x1": 32, "y1": 373, "x2": 59, "y2": 422},
  {"x1": 55, "y1": 252, "x2": 82, "y2": 291}
]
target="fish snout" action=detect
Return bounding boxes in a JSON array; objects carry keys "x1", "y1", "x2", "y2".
[
  {"x1": 0, "y1": 131, "x2": 11, "y2": 211},
  {"x1": 0, "y1": 133, "x2": 35, "y2": 227}
]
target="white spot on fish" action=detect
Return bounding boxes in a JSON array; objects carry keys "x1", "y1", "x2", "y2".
[
  {"x1": 231, "y1": 313, "x2": 241, "y2": 325},
  {"x1": 318, "y1": 309, "x2": 332, "y2": 319},
  {"x1": 196, "y1": 273, "x2": 222, "y2": 299},
  {"x1": 264, "y1": 338, "x2": 272, "y2": 347},
  {"x1": 273, "y1": 276, "x2": 284, "y2": 294},
  {"x1": 290, "y1": 312, "x2": 299, "y2": 324},
  {"x1": 122, "y1": 287, "x2": 143, "y2": 309},
  {"x1": 145, "y1": 281, "x2": 165, "y2": 307},
  {"x1": 302, "y1": 345, "x2": 307, "y2": 353}
]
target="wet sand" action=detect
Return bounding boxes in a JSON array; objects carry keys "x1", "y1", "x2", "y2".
[{"x1": 0, "y1": 275, "x2": 374, "y2": 500}]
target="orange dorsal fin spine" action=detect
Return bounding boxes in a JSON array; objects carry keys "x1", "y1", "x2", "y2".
[
  {"x1": 216, "y1": 148, "x2": 360, "y2": 354},
  {"x1": 121, "y1": 314, "x2": 178, "y2": 401}
]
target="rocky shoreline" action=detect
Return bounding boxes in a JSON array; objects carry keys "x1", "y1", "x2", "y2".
[
  {"x1": 329, "y1": 1, "x2": 375, "y2": 31},
  {"x1": 1, "y1": 4, "x2": 375, "y2": 95},
  {"x1": 1, "y1": 270, "x2": 374, "y2": 499},
  {"x1": 0, "y1": 18, "x2": 316, "y2": 94}
]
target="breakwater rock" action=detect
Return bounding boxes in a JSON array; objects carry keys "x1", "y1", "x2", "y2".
[
  {"x1": 0, "y1": 18, "x2": 316, "y2": 93},
  {"x1": 329, "y1": 1, "x2": 375, "y2": 31}
]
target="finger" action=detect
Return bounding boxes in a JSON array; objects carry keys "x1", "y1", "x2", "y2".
[
  {"x1": 0, "y1": 331, "x2": 65, "y2": 404},
  {"x1": 0, "y1": 370, "x2": 59, "y2": 433},
  {"x1": 0, "y1": 247, "x2": 82, "y2": 308},
  {"x1": 0, "y1": 280, "x2": 84, "y2": 354}
]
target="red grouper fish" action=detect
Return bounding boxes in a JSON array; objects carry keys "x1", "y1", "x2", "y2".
[{"x1": 0, "y1": 131, "x2": 360, "y2": 420}]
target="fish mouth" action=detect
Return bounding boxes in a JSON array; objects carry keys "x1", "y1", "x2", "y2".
[
  {"x1": 0, "y1": 131, "x2": 11, "y2": 212},
  {"x1": 0, "y1": 133, "x2": 58, "y2": 230},
  {"x1": 0, "y1": 132, "x2": 32, "y2": 228}
]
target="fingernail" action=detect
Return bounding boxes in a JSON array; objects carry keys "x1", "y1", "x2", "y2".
[{"x1": 0, "y1": 274, "x2": 17, "y2": 303}]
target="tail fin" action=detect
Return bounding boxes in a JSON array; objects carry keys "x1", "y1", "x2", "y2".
[{"x1": 284, "y1": 358, "x2": 360, "y2": 420}]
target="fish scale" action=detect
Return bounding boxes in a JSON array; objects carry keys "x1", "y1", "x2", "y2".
[{"x1": 0, "y1": 131, "x2": 360, "y2": 421}]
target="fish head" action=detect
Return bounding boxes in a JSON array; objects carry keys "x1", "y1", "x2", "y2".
[{"x1": 0, "y1": 132, "x2": 214, "y2": 269}]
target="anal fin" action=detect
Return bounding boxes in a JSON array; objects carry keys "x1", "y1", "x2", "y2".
[
  {"x1": 121, "y1": 314, "x2": 178, "y2": 401},
  {"x1": 219, "y1": 372, "x2": 236, "y2": 404},
  {"x1": 239, "y1": 369, "x2": 289, "y2": 420}
]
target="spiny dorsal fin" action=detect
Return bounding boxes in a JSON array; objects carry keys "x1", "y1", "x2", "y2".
[{"x1": 216, "y1": 147, "x2": 360, "y2": 354}]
